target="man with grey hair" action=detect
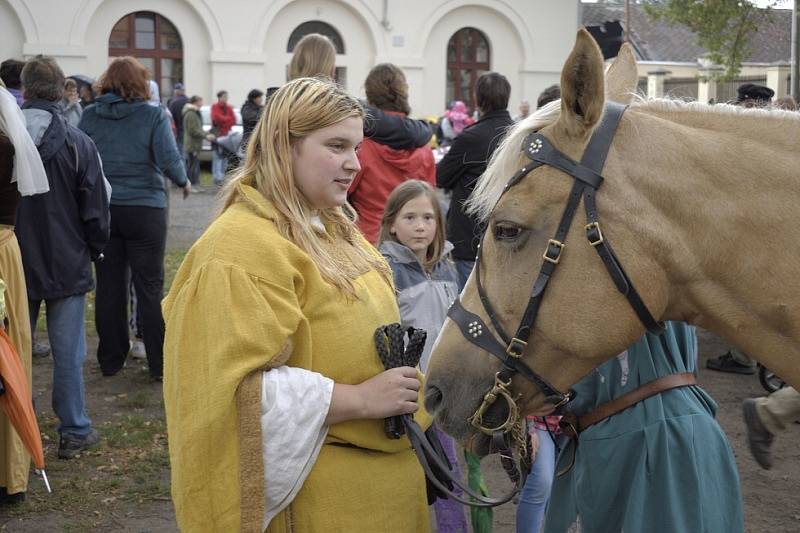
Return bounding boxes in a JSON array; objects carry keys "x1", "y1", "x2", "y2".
[{"x1": 18, "y1": 55, "x2": 110, "y2": 459}]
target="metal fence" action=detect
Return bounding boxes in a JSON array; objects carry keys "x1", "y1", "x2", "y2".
[
  {"x1": 637, "y1": 77, "x2": 648, "y2": 97},
  {"x1": 715, "y1": 76, "x2": 767, "y2": 104},
  {"x1": 663, "y1": 77, "x2": 699, "y2": 101}
]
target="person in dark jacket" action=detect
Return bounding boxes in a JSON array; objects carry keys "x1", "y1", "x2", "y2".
[
  {"x1": 79, "y1": 56, "x2": 190, "y2": 380},
  {"x1": 167, "y1": 83, "x2": 187, "y2": 146},
  {"x1": 240, "y1": 88, "x2": 263, "y2": 149},
  {"x1": 17, "y1": 55, "x2": 110, "y2": 459},
  {"x1": 436, "y1": 72, "x2": 513, "y2": 288}
]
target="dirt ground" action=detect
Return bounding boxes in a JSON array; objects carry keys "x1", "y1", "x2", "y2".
[{"x1": 0, "y1": 330, "x2": 796, "y2": 532}]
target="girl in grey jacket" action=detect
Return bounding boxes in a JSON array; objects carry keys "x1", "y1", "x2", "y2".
[
  {"x1": 378, "y1": 180, "x2": 466, "y2": 532},
  {"x1": 378, "y1": 180, "x2": 459, "y2": 372}
]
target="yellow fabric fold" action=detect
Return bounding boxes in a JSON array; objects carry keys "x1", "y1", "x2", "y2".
[{"x1": 0, "y1": 230, "x2": 31, "y2": 495}]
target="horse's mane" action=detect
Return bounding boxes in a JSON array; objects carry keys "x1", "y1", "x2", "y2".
[{"x1": 467, "y1": 96, "x2": 800, "y2": 223}]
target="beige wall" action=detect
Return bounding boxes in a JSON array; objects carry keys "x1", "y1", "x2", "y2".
[
  {"x1": 0, "y1": 0, "x2": 25, "y2": 61},
  {"x1": 1, "y1": 0, "x2": 579, "y2": 116}
]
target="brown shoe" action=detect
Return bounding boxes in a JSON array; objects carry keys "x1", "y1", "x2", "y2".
[{"x1": 742, "y1": 399, "x2": 774, "y2": 469}]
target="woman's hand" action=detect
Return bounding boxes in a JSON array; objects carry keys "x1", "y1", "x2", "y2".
[
  {"x1": 325, "y1": 367, "x2": 420, "y2": 426},
  {"x1": 359, "y1": 366, "x2": 420, "y2": 418}
]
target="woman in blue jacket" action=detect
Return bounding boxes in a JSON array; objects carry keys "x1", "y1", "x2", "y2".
[{"x1": 79, "y1": 57, "x2": 190, "y2": 380}]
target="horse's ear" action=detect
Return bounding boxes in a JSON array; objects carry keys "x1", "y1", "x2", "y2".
[
  {"x1": 555, "y1": 28, "x2": 605, "y2": 139},
  {"x1": 606, "y1": 43, "x2": 638, "y2": 104}
]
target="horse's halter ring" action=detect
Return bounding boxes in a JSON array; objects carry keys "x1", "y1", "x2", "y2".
[{"x1": 447, "y1": 101, "x2": 665, "y2": 438}]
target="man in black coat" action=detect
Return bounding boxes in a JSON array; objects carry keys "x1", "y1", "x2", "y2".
[
  {"x1": 167, "y1": 83, "x2": 188, "y2": 147},
  {"x1": 436, "y1": 72, "x2": 513, "y2": 288},
  {"x1": 17, "y1": 55, "x2": 110, "y2": 459}
]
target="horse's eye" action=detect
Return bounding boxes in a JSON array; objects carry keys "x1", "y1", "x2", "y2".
[{"x1": 493, "y1": 223, "x2": 522, "y2": 241}]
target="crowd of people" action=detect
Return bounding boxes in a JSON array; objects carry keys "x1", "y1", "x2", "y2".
[{"x1": 0, "y1": 31, "x2": 797, "y2": 533}]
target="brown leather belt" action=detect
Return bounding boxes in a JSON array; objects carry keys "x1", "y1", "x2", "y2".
[{"x1": 559, "y1": 372, "x2": 697, "y2": 439}]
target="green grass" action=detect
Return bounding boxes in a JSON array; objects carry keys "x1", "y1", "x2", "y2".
[
  {"x1": 4, "y1": 408, "x2": 171, "y2": 520},
  {"x1": 199, "y1": 168, "x2": 214, "y2": 187},
  {"x1": 164, "y1": 248, "x2": 188, "y2": 291}
]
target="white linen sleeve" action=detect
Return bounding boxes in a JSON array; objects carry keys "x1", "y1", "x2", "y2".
[{"x1": 260, "y1": 366, "x2": 334, "y2": 529}]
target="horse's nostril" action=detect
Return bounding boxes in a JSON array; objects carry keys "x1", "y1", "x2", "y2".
[{"x1": 424, "y1": 384, "x2": 444, "y2": 413}]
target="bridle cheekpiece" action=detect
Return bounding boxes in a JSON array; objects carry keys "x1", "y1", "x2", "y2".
[{"x1": 447, "y1": 101, "x2": 665, "y2": 439}]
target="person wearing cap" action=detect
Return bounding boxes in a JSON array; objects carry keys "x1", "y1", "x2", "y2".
[
  {"x1": 168, "y1": 83, "x2": 188, "y2": 147},
  {"x1": 240, "y1": 88, "x2": 264, "y2": 149},
  {"x1": 735, "y1": 82, "x2": 774, "y2": 108},
  {"x1": 707, "y1": 81, "x2": 775, "y2": 377}
]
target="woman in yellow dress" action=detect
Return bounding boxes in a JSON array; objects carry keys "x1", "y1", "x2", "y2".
[{"x1": 163, "y1": 77, "x2": 430, "y2": 532}]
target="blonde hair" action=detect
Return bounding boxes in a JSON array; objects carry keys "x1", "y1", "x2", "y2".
[
  {"x1": 378, "y1": 180, "x2": 447, "y2": 270},
  {"x1": 219, "y1": 77, "x2": 390, "y2": 295},
  {"x1": 289, "y1": 34, "x2": 336, "y2": 81}
]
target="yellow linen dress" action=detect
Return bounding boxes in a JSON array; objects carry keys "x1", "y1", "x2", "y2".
[
  {"x1": 0, "y1": 229, "x2": 32, "y2": 496},
  {"x1": 163, "y1": 178, "x2": 430, "y2": 532}
]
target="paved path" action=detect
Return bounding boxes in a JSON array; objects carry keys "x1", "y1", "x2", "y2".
[{"x1": 166, "y1": 186, "x2": 219, "y2": 249}]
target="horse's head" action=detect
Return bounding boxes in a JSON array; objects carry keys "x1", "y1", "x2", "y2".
[{"x1": 425, "y1": 30, "x2": 671, "y2": 450}]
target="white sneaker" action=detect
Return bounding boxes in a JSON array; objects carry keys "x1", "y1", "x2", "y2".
[{"x1": 130, "y1": 340, "x2": 147, "y2": 360}]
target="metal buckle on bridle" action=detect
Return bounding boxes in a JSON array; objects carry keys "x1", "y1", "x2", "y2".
[
  {"x1": 547, "y1": 389, "x2": 574, "y2": 410},
  {"x1": 542, "y1": 239, "x2": 565, "y2": 264},
  {"x1": 585, "y1": 221, "x2": 604, "y2": 246},
  {"x1": 506, "y1": 337, "x2": 527, "y2": 358},
  {"x1": 468, "y1": 372, "x2": 521, "y2": 436}
]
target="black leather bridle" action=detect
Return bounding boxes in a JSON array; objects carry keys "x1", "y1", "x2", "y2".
[{"x1": 447, "y1": 101, "x2": 665, "y2": 438}]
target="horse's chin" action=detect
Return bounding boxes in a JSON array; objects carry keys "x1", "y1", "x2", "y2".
[{"x1": 432, "y1": 393, "x2": 513, "y2": 454}]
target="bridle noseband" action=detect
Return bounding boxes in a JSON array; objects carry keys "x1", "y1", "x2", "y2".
[{"x1": 447, "y1": 101, "x2": 665, "y2": 438}]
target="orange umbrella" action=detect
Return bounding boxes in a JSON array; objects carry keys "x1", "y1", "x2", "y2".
[{"x1": 0, "y1": 328, "x2": 49, "y2": 491}]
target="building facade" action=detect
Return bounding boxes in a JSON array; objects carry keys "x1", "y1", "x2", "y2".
[{"x1": 0, "y1": 0, "x2": 581, "y2": 116}]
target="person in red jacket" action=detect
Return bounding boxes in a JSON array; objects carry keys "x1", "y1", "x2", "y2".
[
  {"x1": 349, "y1": 64, "x2": 435, "y2": 243},
  {"x1": 210, "y1": 90, "x2": 236, "y2": 185}
]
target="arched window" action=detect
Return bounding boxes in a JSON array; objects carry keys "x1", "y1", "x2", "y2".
[
  {"x1": 446, "y1": 27, "x2": 490, "y2": 112},
  {"x1": 286, "y1": 21, "x2": 346, "y2": 86},
  {"x1": 109, "y1": 12, "x2": 183, "y2": 101},
  {"x1": 287, "y1": 21, "x2": 345, "y2": 54}
]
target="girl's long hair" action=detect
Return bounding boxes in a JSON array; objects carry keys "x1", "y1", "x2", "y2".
[
  {"x1": 219, "y1": 77, "x2": 390, "y2": 296},
  {"x1": 364, "y1": 63, "x2": 411, "y2": 115},
  {"x1": 288, "y1": 34, "x2": 336, "y2": 80},
  {"x1": 378, "y1": 180, "x2": 447, "y2": 270}
]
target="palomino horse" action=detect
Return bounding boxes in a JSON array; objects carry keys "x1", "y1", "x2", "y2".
[{"x1": 424, "y1": 29, "x2": 800, "y2": 448}]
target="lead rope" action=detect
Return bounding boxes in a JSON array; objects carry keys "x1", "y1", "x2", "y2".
[{"x1": 375, "y1": 324, "x2": 530, "y2": 508}]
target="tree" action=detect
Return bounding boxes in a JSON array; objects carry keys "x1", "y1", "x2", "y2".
[{"x1": 643, "y1": 0, "x2": 779, "y2": 80}]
